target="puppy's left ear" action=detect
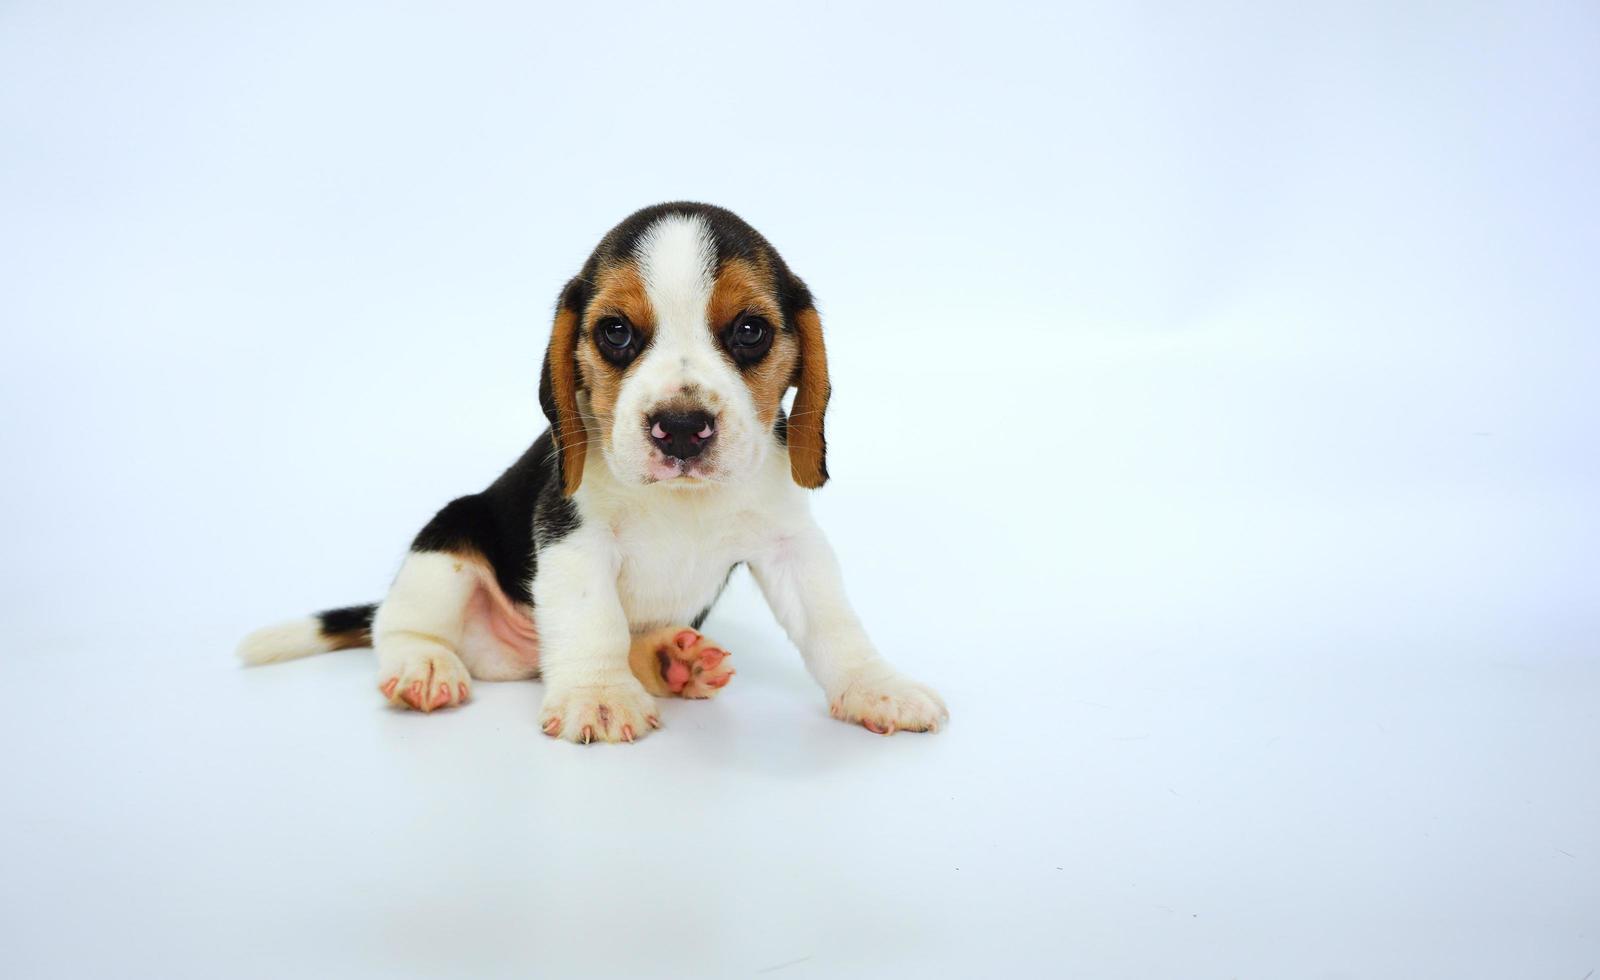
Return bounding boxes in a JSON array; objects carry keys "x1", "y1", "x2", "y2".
[
  {"x1": 785, "y1": 278, "x2": 830, "y2": 489},
  {"x1": 538, "y1": 278, "x2": 588, "y2": 496}
]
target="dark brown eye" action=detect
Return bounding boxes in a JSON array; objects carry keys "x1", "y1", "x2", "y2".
[
  {"x1": 732, "y1": 316, "x2": 767, "y2": 348},
  {"x1": 598, "y1": 316, "x2": 634, "y2": 350},
  {"x1": 726, "y1": 314, "x2": 773, "y2": 366}
]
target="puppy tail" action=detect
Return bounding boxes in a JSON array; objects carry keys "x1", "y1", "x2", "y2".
[{"x1": 236, "y1": 603, "x2": 377, "y2": 665}]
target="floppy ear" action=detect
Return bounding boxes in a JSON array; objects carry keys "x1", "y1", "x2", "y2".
[
  {"x1": 787, "y1": 303, "x2": 830, "y2": 488},
  {"x1": 538, "y1": 279, "x2": 588, "y2": 496}
]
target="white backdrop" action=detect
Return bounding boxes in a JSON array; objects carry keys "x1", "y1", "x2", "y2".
[{"x1": 2, "y1": 2, "x2": 1596, "y2": 978}]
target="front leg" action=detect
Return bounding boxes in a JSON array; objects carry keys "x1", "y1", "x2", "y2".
[
  {"x1": 533, "y1": 526, "x2": 658, "y2": 744},
  {"x1": 751, "y1": 524, "x2": 948, "y2": 735}
]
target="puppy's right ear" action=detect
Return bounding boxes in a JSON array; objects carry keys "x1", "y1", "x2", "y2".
[{"x1": 538, "y1": 277, "x2": 588, "y2": 496}]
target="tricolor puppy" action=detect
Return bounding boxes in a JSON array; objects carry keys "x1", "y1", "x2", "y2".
[{"x1": 239, "y1": 202, "x2": 947, "y2": 743}]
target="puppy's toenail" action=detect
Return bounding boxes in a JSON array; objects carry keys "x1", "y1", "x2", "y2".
[
  {"x1": 647, "y1": 715, "x2": 661, "y2": 729},
  {"x1": 581, "y1": 725, "x2": 593, "y2": 744},
  {"x1": 543, "y1": 719, "x2": 561, "y2": 736},
  {"x1": 674, "y1": 630, "x2": 698, "y2": 650},
  {"x1": 621, "y1": 725, "x2": 634, "y2": 742}
]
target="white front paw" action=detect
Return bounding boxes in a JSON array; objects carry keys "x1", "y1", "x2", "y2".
[
  {"x1": 829, "y1": 667, "x2": 948, "y2": 735},
  {"x1": 540, "y1": 678, "x2": 659, "y2": 744}
]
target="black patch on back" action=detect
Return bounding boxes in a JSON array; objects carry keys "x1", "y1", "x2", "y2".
[
  {"x1": 410, "y1": 430, "x2": 574, "y2": 606},
  {"x1": 532, "y1": 475, "x2": 579, "y2": 547}
]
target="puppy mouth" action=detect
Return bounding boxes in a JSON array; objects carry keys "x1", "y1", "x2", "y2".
[{"x1": 645, "y1": 454, "x2": 714, "y2": 484}]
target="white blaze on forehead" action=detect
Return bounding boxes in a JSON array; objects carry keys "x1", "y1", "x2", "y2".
[{"x1": 634, "y1": 214, "x2": 715, "y2": 348}]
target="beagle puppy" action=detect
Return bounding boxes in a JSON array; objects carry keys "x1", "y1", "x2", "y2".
[{"x1": 239, "y1": 203, "x2": 947, "y2": 743}]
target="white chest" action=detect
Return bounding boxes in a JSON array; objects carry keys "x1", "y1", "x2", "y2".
[
  {"x1": 577, "y1": 450, "x2": 807, "y2": 630},
  {"x1": 610, "y1": 500, "x2": 769, "y2": 629}
]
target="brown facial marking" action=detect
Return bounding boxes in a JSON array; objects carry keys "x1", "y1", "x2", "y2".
[
  {"x1": 576, "y1": 261, "x2": 655, "y2": 443},
  {"x1": 708, "y1": 257, "x2": 796, "y2": 427}
]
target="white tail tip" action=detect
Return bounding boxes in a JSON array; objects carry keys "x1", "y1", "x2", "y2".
[{"x1": 236, "y1": 617, "x2": 330, "y2": 665}]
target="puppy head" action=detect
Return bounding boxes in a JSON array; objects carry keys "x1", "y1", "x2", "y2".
[{"x1": 539, "y1": 203, "x2": 829, "y2": 494}]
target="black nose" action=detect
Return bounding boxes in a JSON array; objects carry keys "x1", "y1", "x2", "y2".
[{"x1": 648, "y1": 411, "x2": 716, "y2": 461}]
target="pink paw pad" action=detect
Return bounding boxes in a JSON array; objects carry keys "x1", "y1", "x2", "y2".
[
  {"x1": 665, "y1": 659, "x2": 692, "y2": 693},
  {"x1": 652, "y1": 628, "x2": 735, "y2": 699}
]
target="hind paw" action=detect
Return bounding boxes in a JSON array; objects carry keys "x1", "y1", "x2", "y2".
[
  {"x1": 376, "y1": 640, "x2": 471, "y2": 712},
  {"x1": 629, "y1": 627, "x2": 735, "y2": 699}
]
